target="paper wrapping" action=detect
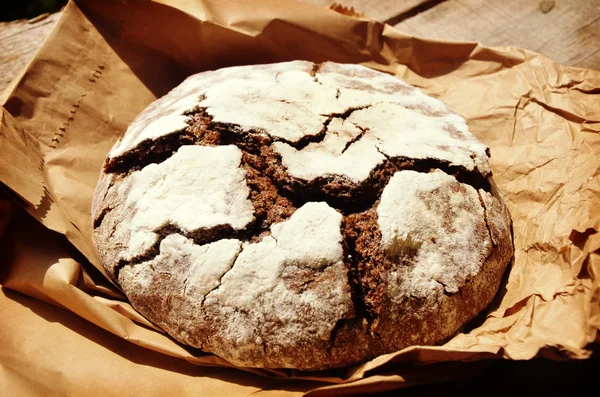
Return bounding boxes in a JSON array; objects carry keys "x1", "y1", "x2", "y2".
[{"x1": 0, "y1": 0, "x2": 599, "y2": 394}]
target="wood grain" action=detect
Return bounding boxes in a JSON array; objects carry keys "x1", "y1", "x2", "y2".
[
  {"x1": 0, "y1": 13, "x2": 61, "y2": 93},
  {"x1": 394, "y1": 0, "x2": 600, "y2": 70}
]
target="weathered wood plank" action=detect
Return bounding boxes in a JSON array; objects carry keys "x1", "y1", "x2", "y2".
[
  {"x1": 301, "y1": 0, "x2": 429, "y2": 22},
  {"x1": 0, "y1": 13, "x2": 61, "y2": 93},
  {"x1": 394, "y1": 0, "x2": 600, "y2": 70}
]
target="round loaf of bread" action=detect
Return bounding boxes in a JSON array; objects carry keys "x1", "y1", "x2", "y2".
[{"x1": 92, "y1": 61, "x2": 513, "y2": 370}]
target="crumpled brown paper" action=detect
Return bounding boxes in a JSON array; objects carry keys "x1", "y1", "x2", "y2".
[{"x1": 0, "y1": 0, "x2": 599, "y2": 394}]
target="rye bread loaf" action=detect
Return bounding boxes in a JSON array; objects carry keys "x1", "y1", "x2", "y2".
[{"x1": 92, "y1": 61, "x2": 513, "y2": 370}]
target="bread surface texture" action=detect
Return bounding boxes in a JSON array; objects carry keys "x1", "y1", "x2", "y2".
[{"x1": 92, "y1": 61, "x2": 513, "y2": 370}]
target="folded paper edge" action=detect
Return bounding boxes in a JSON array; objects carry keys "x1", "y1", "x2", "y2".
[{"x1": 0, "y1": 108, "x2": 45, "y2": 207}]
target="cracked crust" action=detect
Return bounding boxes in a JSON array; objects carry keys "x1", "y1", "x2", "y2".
[{"x1": 93, "y1": 61, "x2": 513, "y2": 370}]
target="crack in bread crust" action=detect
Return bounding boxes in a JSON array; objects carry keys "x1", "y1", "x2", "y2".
[
  {"x1": 102, "y1": 113, "x2": 496, "y2": 321},
  {"x1": 93, "y1": 61, "x2": 513, "y2": 370},
  {"x1": 104, "y1": 107, "x2": 492, "y2": 213}
]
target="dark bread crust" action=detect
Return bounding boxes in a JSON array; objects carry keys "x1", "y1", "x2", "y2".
[
  {"x1": 92, "y1": 61, "x2": 513, "y2": 370},
  {"x1": 371, "y1": 178, "x2": 513, "y2": 353}
]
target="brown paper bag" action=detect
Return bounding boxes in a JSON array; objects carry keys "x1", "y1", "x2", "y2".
[{"x1": 1, "y1": 0, "x2": 599, "y2": 394}]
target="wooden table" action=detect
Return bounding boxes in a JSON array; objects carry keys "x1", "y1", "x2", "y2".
[
  {"x1": 0, "y1": 0, "x2": 598, "y2": 394},
  {"x1": 1, "y1": 0, "x2": 599, "y2": 94}
]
